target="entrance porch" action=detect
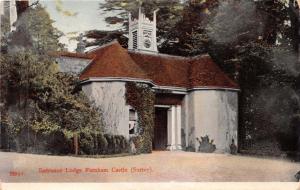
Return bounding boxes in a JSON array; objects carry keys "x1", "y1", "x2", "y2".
[{"x1": 153, "y1": 105, "x2": 182, "y2": 151}]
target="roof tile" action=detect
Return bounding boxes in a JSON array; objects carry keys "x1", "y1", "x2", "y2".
[
  {"x1": 189, "y1": 56, "x2": 239, "y2": 89},
  {"x1": 79, "y1": 41, "x2": 239, "y2": 89},
  {"x1": 129, "y1": 52, "x2": 190, "y2": 88},
  {"x1": 80, "y1": 42, "x2": 149, "y2": 80}
]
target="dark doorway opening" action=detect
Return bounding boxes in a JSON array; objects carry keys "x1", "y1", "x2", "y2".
[{"x1": 153, "y1": 107, "x2": 168, "y2": 150}]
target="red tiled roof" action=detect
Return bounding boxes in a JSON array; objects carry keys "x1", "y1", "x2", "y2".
[
  {"x1": 79, "y1": 41, "x2": 239, "y2": 90},
  {"x1": 80, "y1": 42, "x2": 149, "y2": 80},
  {"x1": 129, "y1": 52, "x2": 238, "y2": 89},
  {"x1": 129, "y1": 52, "x2": 190, "y2": 88},
  {"x1": 189, "y1": 55, "x2": 239, "y2": 89}
]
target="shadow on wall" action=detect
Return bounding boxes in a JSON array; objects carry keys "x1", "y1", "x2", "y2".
[
  {"x1": 181, "y1": 128, "x2": 186, "y2": 149},
  {"x1": 185, "y1": 127, "x2": 195, "y2": 152}
]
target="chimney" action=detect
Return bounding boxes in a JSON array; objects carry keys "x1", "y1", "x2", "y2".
[
  {"x1": 76, "y1": 33, "x2": 86, "y2": 53},
  {"x1": 16, "y1": 0, "x2": 29, "y2": 18}
]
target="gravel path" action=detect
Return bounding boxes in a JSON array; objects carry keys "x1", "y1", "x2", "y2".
[{"x1": 0, "y1": 151, "x2": 299, "y2": 182}]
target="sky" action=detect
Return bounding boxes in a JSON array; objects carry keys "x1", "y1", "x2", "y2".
[{"x1": 37, "y1": 0, "x2": 123, "y2": 51}]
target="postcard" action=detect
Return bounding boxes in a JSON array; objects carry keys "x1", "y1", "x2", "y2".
[{"x1": 0, "y1": 0, "x2": 300, "y2": 189}]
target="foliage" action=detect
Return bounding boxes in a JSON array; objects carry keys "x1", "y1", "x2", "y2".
[
  {"x1": 125, "y1": 82, "x2": 155, "y2": 153},
  {"x1": 0, "y1": 2, "x2": 132, "y2": 156},
  {"x1": 160, "y1": 0, "x2": 218, "y2": 56},
  {"x1": 79, "y1": 133, "x2": 129, "y2": 155},
  {"x1": 0, "y1": 12, "x2": 10, "y2": 34},
  {"x1": 0, "y1": 10, "x2": 11, "y2": 50},
  {"x1": 196, "y1": 135, "x2": 216, "y2": 153},
  {"x1": 0, "y1": 49, "x2": 104, "y2": 154},
  {"x1": 205, "y1": 0, "x2": 299, "y2": 155},
  {"x1": 32, "y1": 118, "x2": 60, "y2": 135},
  {"x1": 130, "y1": 135, "x2": 141, "y2": 153},
  {"x1": 7, "y1": 4, "x2": 65, "y2": 53},
  {"x1": 230, "y1": 139, "x2": 238, "y2": 155},
  {"x1": 85, "y1": 0, "x2": 184, "y2": 48}
]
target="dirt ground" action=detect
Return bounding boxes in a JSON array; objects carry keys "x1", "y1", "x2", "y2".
[{"x1": 0, "y1": 151, "x2": 299, "y2": 182}]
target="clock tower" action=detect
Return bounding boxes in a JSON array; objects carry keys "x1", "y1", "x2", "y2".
[{"x1": 128, "y1": 7, "x2": 158, "y2": 53}]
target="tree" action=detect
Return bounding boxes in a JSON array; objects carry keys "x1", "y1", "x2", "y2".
[
  {"x1": 7, "y1": 4, "x2": 65, "y2": 53},
  {"x1": 206, "y1": 0, "x2": 299, "y2": 155},
  {"x1": 84, "y1": 0, "x2": 184, "y2": 48},
  {"x1": 0, "y1": 3, "x2": 103, "y2": 154},
  {"x1": 86, "y1": 0, "x2": 218, "y2": 55},
  {"x1": 159, "y1": 0, "x2": 219, "y2": 56}
]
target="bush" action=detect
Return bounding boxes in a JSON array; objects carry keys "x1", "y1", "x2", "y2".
[
  {"x1": 78, "y1": 133, "x2": 129, "y2": 155},
  {"x1": 6, "y1": 118, "x2": 72, "y2": 155},
  {"x1": 96, "y1": 133, "x2": 108, "y2": 154},
  {"x1": 5, "y1": 115, "x2": 128, "y2": 155},
  {"x1": 130, "y1": 136, "x2": 141, "y2": 154},
  {"x1": 230, "y1": 139, "x2": 238, "y2": 155},
  {"x1": 196, "y1": 135, "x2": 216, "y2": 153},
  {"x1": 103, "y1": 134, "x2": 129, "y2": 155}
]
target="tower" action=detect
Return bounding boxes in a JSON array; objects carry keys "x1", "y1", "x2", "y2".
[{"x1": 128, "y1": 7, "x2": 158, "y2": 53}]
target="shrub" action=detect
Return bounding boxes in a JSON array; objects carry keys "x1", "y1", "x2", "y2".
[
  {"x1": 78, "y1": 133, "x2": 129, "y2": 155},
  {"x1": 230, "y1": 139, "x2": 238, "y2": 154},
  {"x1": 196, "y1": 135, "x2": 216, "y2": 153},
  {"x1": 101, "y1": 134, "x2": 129, "y2": 155},
  {"x1": 130, "y1": 136, "x2": 141, "y2": 154},
  {"x1": 96, "y1": 133, "x2": 108, "y2": 154}
]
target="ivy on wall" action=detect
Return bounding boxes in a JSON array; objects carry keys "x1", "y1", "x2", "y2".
[{"x1": 125, "y1": 82, "x2": 155, "y2": 153}]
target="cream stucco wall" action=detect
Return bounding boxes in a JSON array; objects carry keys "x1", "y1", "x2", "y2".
[
  {"x1": 82, "y1": 82, "x2": 129, "y2": 139},
  {"x1": 186, "y1": 90, "x2": 238, "y2": 153}
]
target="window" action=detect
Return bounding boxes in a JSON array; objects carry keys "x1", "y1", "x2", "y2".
[
  {"x1": 132, "y1": 31, "x2": 138, "y2": 49},
  {"x1": 129, "y1": 108, "x2": 138, "y2": 135}
]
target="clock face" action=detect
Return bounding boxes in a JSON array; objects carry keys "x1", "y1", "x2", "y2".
[
  {"x1": 144, "y1": 39, "x2": 151, "y2": 48},
  {"x1": 143, "y1": 30, "x2": 152, "y2": 38}
]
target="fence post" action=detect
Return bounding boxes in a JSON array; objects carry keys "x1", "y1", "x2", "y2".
[{"x1": 74, "y1": 133, "x2": 78, "y2": 155}]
